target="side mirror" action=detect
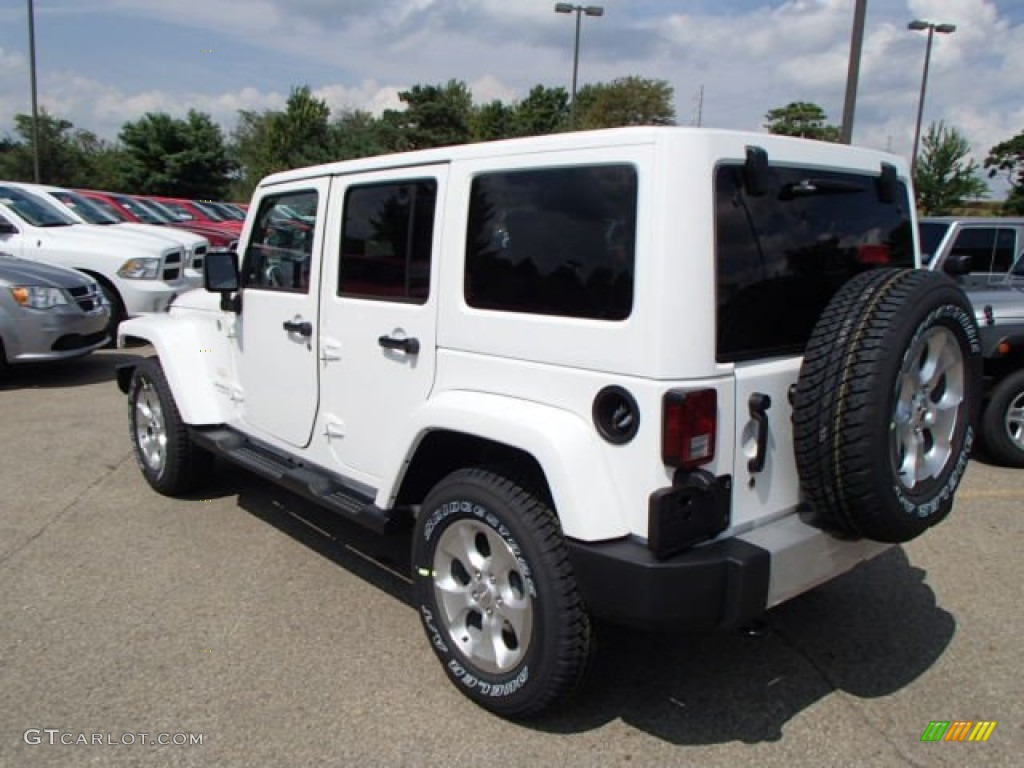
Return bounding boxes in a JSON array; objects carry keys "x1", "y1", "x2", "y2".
[
  {"x1": 942, "y1": 253, "x2": 973, "y2": 276},
  {"x1": 0, "y1": 219, "x2": 18, "y2": 235},
  {"x1": 204, "y1": 250, "x2": 241, "y2": 312}
]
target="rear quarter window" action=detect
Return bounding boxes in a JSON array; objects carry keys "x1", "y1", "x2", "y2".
[
  {"x1": 464, "y1": 164, "x2": 637, "y2": 321},
  {"x1": 715, "y1": 164, "x2": 914, "y2": 362}
]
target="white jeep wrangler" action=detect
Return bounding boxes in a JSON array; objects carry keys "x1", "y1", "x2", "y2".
[{"x1": 116, "y1": 127, "x2": 981, "y2": 718}]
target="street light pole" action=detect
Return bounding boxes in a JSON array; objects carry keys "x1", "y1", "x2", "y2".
[
  {"x1": 554, "y1": 3, "x2": 604, "y2": 115},
  {"x1": 27, "y1": 0, "x2": 41, "y2": 182},
  {"x1": 840, "y1": 0, "x2": 867, "y2": 144},
  {"x1": 909, "y1": 19, "x2": 956, "y2": 176}
]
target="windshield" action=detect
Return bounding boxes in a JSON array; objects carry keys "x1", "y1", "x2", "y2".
[
  {"x1": 80, "y1": 195, "x2": 129, "y2": 222},
  {"x1": 152, "y1": 200, "x2": 193, "y2": 221},
  {"x1": 209, "y1": 201, "x2": 244, "y2": 221},
  {"x1": 917, "y1": 221, "x2": 951, "y2": 264},
  {"x1": 191, "y1": 201, "x2": 227, "y2": 221},
  {"x1": 111, "y1": 194, "x2": 164, "y2": 224},
  {"x1": 138, "y1": 199, "x2": 179, "y2": 224},
  {"x1": 0, "y1": 186, "x2": 75, "y2": 227},
  {"x1": 51, "y1": 190, "x2": 121, "y2": 225}
]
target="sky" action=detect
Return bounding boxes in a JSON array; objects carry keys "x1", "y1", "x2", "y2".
[{"x1": 0, "y1": 0, "x2": 1022, "y2": 195}]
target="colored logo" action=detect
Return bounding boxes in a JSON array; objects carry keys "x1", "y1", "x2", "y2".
[{"x1": 920, "y1": 721, "x2": 996, "y2": 742}]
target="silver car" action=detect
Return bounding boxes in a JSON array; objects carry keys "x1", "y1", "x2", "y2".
[{"x1": 0, "y1": 252, "x2": 110, "y2": 370}]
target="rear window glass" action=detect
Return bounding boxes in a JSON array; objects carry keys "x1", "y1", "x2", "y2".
[
  {"x1": 465, "y1": 165, "x2": 637, "y2": 320},
  {"x1": 715, "y1": 164, "x2": 914, "y2": 362}
]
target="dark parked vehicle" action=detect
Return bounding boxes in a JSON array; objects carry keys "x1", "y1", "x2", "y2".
[
  {"x1": 0, "y1": 252, "x2": 109, "y2": 371},
  {"x1": 966, "y1": 284, "x2": 1024, "y2": 466}
]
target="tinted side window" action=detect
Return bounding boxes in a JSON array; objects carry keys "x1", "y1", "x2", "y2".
[
  {"x1": 715, "y1": 165, "x2": 914, "y2": 362},
  {"x1": 950, "y1": 228, "x2": 1015, "y2": 273},
  {"x1": 465, "y1": 165, "x2": 637, "y2": 320},
  {"x1": 917, "y1": 221, "x2": 950, "y2": 263},
  {"x1": 242, "y1": 190, "x2": 318, "y2": 293},
  {"x1": 339, "y1": 180, "x2": 436, "y2": 303}
]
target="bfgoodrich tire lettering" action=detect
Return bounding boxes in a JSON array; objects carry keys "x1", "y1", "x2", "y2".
[
  {"x1": 981, "y1": 369, "x2": 1024, "y2": 467},
  {"x1": 412, "y1": 468, "x2": 592, "y2": 718},
  {"x1": 793, "y1": 269, "x2": 981, "y2": 543},
  {"x1": 128, "y1": 358, "x2": 212, "y2": 495}
]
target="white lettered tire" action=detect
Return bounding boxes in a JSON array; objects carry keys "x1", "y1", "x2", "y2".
[
  {"x1": 412, "y1": 468, "x2": 592, "y2": 718},
  {"x1": 793, "y1": 269, "x2": 982, "y2": 542}
]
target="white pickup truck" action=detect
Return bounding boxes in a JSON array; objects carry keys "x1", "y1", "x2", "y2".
[
  {"x1": 0, "y1": 185, "x2": 196, "y2": 336},
  {"x1": 2, "y1": 181, "x2": 210, "y2": 283}
]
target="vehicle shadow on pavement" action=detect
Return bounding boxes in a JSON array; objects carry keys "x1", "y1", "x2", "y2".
[
  {"x1": 536, "y1": 547, "x2": 954, "y2": 744},
  {"x1": 204, "y1": 470, "x2": 953, "y2": 746},
  {"x1": 0, "y1": 350, "x2": 148, "y2": 390},
  {"x1": 222, "y1": 468, "x2": 415, "y2": 605}
]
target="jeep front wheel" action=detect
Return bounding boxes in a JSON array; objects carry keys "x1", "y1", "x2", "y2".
[
  {"x1": 411, "y1": 468, "x2": 592, "y2": 718},
  {"x1": 981, "y1": 369, "x2": 1024, "y2": 467},
  {"x1": 793, "y1": 268, "x2": 982, "y2": 543},
  {"x1": 128, "y1": 358, "x2": 212, "y2": 495}
]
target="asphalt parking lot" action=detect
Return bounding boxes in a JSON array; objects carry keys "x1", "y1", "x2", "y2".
[{"x1": 1, "y1": 348, "x2": 1021, "y2": 767}]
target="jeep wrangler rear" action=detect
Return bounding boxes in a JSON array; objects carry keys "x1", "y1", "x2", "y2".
[{"x1": 116, "y1": 127, "x2": 980, "y2": 718}]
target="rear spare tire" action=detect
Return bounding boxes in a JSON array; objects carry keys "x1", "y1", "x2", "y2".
[{"x1": 793, "y1": 269, "x2": 981, "y2": 543}]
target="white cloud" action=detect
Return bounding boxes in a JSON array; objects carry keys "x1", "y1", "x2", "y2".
[{"x1": 0, "y1": 0, "x2": 1020, "y2": 200}]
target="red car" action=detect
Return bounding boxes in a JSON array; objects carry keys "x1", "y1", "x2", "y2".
[
  {"x1": 146, "y1": 196, "x2": 243, "y2": 235},
  {"x1": 76, "y1": 190, "x2": 239, "y2": 253}
]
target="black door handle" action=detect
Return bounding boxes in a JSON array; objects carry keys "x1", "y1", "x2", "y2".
[
  {"x1": 378, "y1": 335, "x2": 420, "y2": 355},
  {"x1": 283, "y1": 319, "x2": 313, "y2": 337},
  {"x1": 748, "y1": 392, "x2": 772, "y2": 473}
]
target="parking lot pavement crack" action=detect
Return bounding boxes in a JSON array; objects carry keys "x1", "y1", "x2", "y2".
[
  {"x1": 769, "y1": 623, "x2": 929, "y2": 767},
  {"x1": 0, "y1": 450, "x2": 135, "y2": 569}
]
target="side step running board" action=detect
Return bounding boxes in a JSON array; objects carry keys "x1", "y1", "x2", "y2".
[{"x1": 189, "y1": 427, "x2": 405, "y2": 534}]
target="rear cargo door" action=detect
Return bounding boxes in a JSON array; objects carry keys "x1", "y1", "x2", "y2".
[
  {"x1": 713, "y1": 159, "x2": 917, "y2": 529},
  {"x1": 730, "y1": 361, "x2": 802, "y2": 529}
]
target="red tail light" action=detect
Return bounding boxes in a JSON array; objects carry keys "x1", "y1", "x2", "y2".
[{"x1": 662, "y1": 389, "x2": 717, "y2": 469}]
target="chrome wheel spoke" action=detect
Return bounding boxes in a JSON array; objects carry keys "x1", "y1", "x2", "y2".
[
  {"x1": 1006, "y1": 398, "x2": 1024, "y2": 447},
  {"x1": 890, "y1": 326, "x2": 964, "y2": 489},
  {"x1": 134, "y1": 381, "x2": 167, "y2": 472},
  {"x1": 432, "y1": 518, "x2": 534, "y2": 675}
]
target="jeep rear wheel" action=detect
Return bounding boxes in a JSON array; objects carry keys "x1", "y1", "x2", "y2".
[
  {"x1": 128, "y1": 358, "x2": 212, "y2": 495},
  {"x1": 981, "y1": 369, "x2": 1024, "y2": 467},
  {"x1": 412, "y1": 468, "x2": 592, "y2": 718},
  {"x1": 793, "y1": 269, "x2": 982, "y2": 543}
]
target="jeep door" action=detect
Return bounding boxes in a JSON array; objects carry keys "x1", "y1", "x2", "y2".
[
  {"x1": 234, "y1": 179, "x2": 329, "y2": 447},
  {"x1": 317, "y1": 167, "x2": 445, "y2": 484}
]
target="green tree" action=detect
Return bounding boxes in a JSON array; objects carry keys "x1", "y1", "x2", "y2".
[
  {"x1": 230, "y1": 87, "x2": 335, "y2": 198},
  {"x1": 119, "y1": 110, "x2": 231, "y2": 198},
  {"x1": 914, "y1": 122, "x2": 987, "y2": 215},
  {"x1": 382, "y1": 79, "x2": 473, "y2": 151},
  {"x1": 471, "y1": 100, "x2": 515, "y2": 142},
  {"x1": 331, "y1": 109, "x2": 390, "y2": 161},
  {"x1": 511, "y1": 85, "x2": 570, "y2": 137},
  {"x1": 984, "y1": 129, "x2": 1024, "y2": 214},
  {"x1": 574, "y1": 77, "x2": 675, "y2": 129},
  {"x1": 0, "y1": 110, "x2": 126, "y2": 187},
  {"x1": 764, "y1": 101, "x2": 841, "y2": 142}
]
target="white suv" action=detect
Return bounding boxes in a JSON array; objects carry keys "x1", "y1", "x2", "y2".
[{"x1": 115, "y1": 127, "x2": 981, "y2": 718}]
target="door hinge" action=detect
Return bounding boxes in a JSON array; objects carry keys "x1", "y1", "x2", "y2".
[
  {"x1": 320, "y1": 340, "x2": 342, "y2": 362},
  {"x1": 324, "y1": 417, "x2": 345, "y2": 439}
]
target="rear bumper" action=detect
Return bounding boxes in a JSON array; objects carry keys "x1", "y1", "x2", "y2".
[{"x1": 567, "y1": 515, "x2": 891, "y2": 631}]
